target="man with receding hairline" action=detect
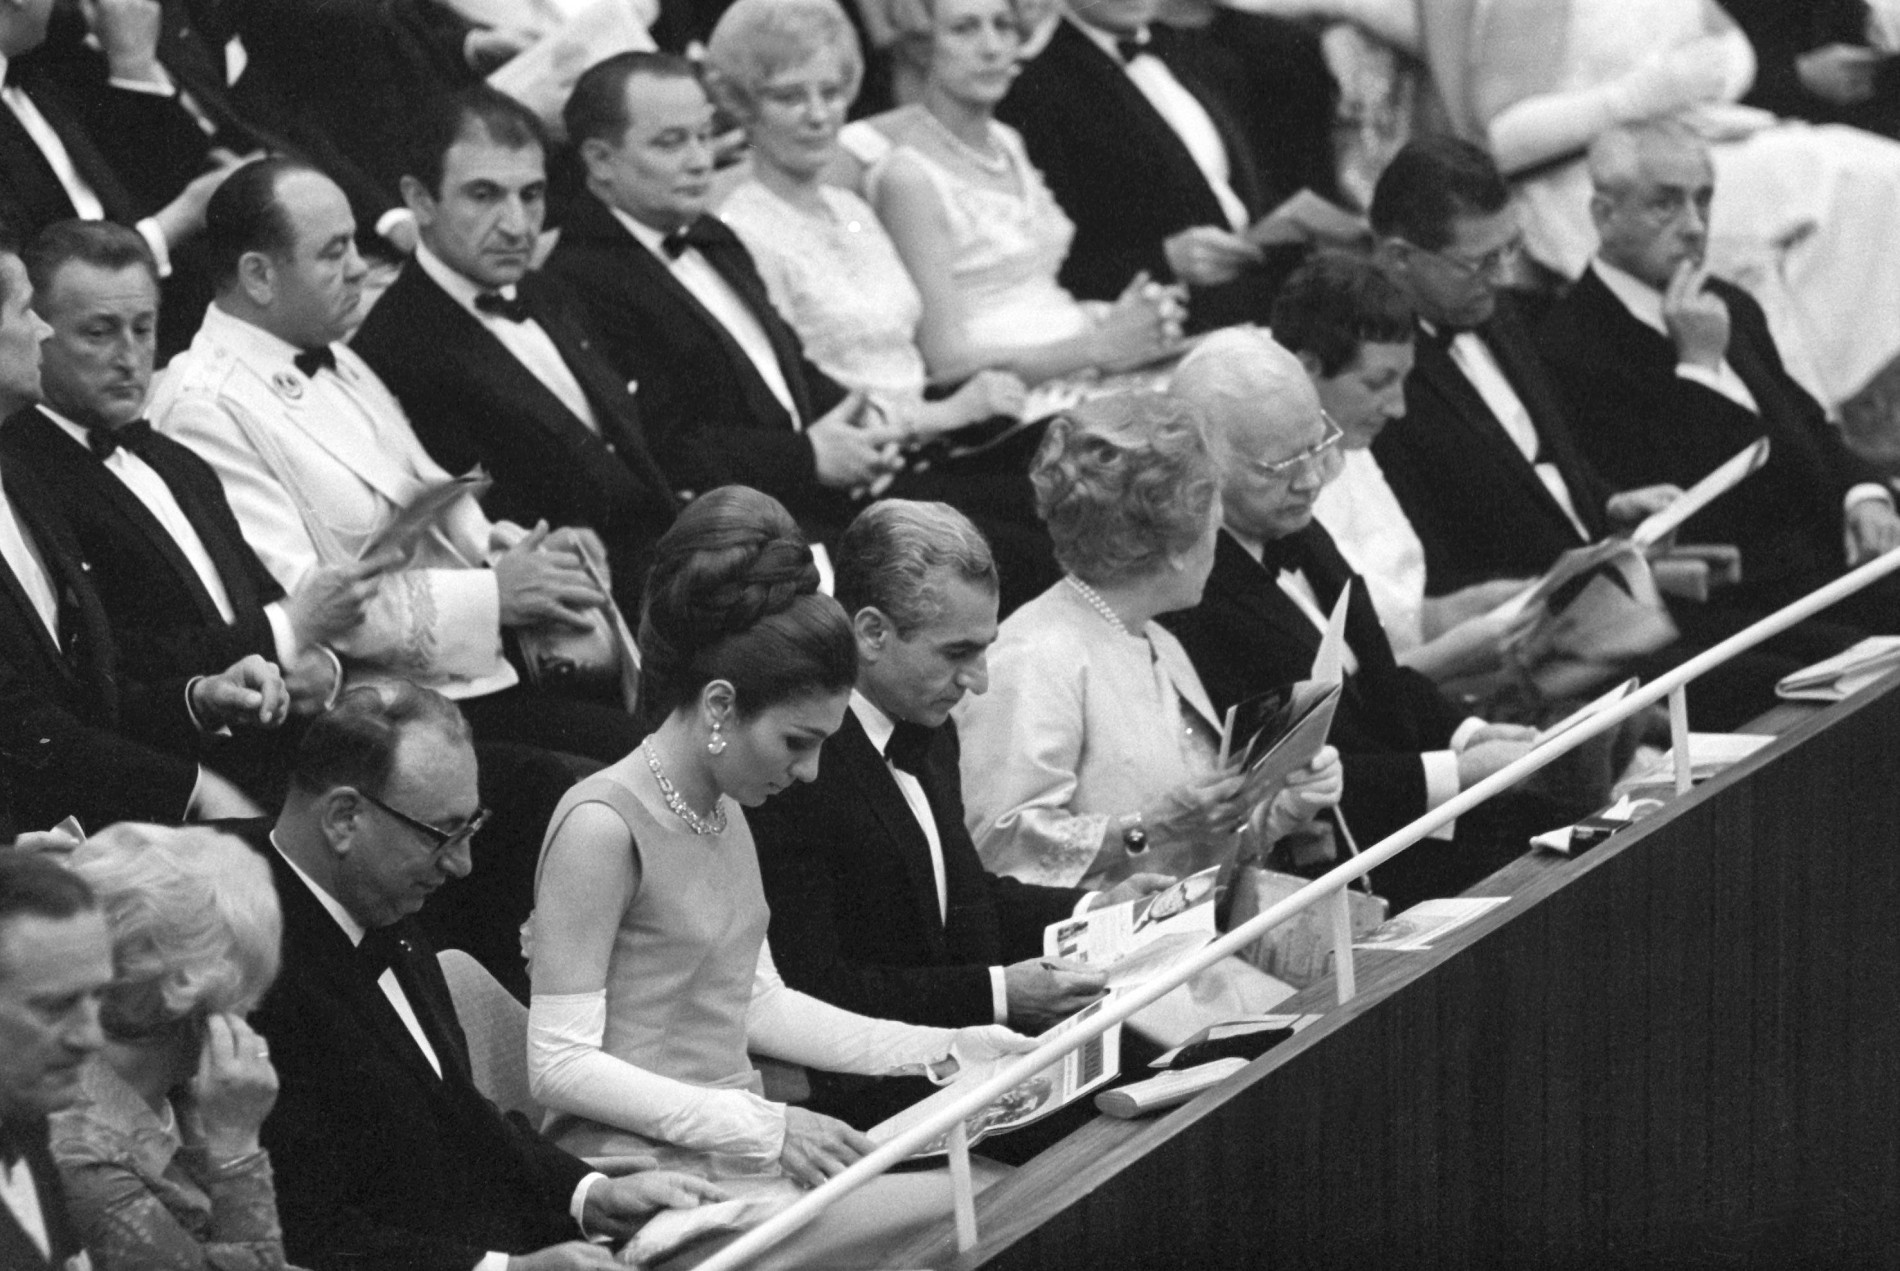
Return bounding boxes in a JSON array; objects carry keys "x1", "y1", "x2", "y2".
[
  {"x1": 0, "y1": 849, "x2": 109, "y2": 1269},
  {"x1": 152, "y1": 157, "x2": 643, "y2": 764},
  {"x1": 1539, "y1": 120, "x2": 1900, "y2": 633},
  {"x1": 354, "y1": 86, "x2": 677, "y2": 614}
]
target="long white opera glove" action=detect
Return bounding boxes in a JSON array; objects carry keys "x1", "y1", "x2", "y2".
[
  {"x1": 527, "y1": 990, "x2": 786, "y2": 1170},
  {"x1": 746, "y1": 940, "x2": 1035, "y2": 1081}
]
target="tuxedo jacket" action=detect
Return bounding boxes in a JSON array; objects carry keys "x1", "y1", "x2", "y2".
[
  {"x1": 0, "y1": 1118, "x2": 88, "y2": 1270},
  {"x1": 1157, "y1": 9, "x2": 1341, "y2": 210},
  {"x1": 542, "y1": 194, "x2": 856, "y2": 542},
  {"x1": 243, "y1": 823, "x2": 590, "y2": 1271},
  {"x1": 0, "y1": 465, "x2": 203, "y2": 834},
  {"x1": 1537, "y1": 268, "x2": 1877, "y2": 601},
  {"x1": 0, "y1": 406, "x2": 284, "y2": 682},
  {"x1": 747, "y1": 710, "x2": 1084, "y2": 1030},
  {"x1": 1373, "y1": 296, "x2": 1617, "y2": 594},
  {"x1": 227, "y1": 0, "x2": 474, "y2": 216},
  {"x1": 1164, "y1": 526, "x2": 1466, "y2": 850},
  {"x1": 0, "y1": 54, "x2": 186, "y2": 234},
  {"x1": 353, "y1": 263, "x2": 679, "y2": 611},
  {"x1": 995, "y1": 20, "x2": 1271, "y2": 310}
]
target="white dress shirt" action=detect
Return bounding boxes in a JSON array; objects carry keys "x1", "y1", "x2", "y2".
[
  {"x1": 1589, "y1": 257, "x2": 1893, "y2": 521},
  {"x1": 0, "y1": 1146, "x2": 51, "y2": 1259},
  {"x1": 1229, "y1": 528, "x2": 1474, "y2": 839},
  {"x1": 610, "y1": 207, "x2": 799, "y2": 422},
  {"x1": 1067, "y1": 17, "x2": 1251, "y2": 233},
  {"x1": 44, "y1": 410, "x2": 307, "y2": 667},
  {"x1": 1439, "y1": 325, "x2": 1595, "y2": 542},
  {"x1": 0, "y1": 52, "x2": 172, "y2": 276},
  {"x1": 272, "y1": 836, "x2": 604, "y2": 1267},
  {"x1": 0, "y1": 482, "x2": 61, "y2": 648},
  {"x1": 851, "y1": 691, "x2": 1012, "y2": 1023},
  {"x1": 411, "y1": 244, "x2": 600, "y2": 434}
]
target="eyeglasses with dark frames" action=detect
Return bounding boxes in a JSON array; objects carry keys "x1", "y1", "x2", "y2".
[
  {"x1": 1403, "y1": 234, "x2": 1524, "y2": 281},
  {"x1": 358, "y1": 790, "x2": 490, "y2": 856}
]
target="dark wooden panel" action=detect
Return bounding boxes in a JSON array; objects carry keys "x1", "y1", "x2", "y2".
[{"x1": 866, "y1": 677, "x2": 1900, "y2": 1270}]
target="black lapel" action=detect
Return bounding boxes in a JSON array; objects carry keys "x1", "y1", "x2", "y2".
[
  {"x1": 837, "y1": 711, "x2": 951, "y2": 946},
  {"x1": 586, "y1": 203, "x2": 804, "y2": 432},
  {"x1": 11, "y1": 66, "x2": 135, "y2": 220},
  {"x1": 27, "y1": 413, "x2": 230, "y2": 626},
  {"x1": 1410, "y1": 326, "x2": 1585, "y2": 538},
  {"x1": 521, "y1": 281, "x2": 676, "y2": 502},
  {"x1": 687, "y1": 216, "x2": 818, "y2": 425}
]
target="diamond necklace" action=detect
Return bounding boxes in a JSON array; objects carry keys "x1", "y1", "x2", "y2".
[
  {"x1": 642, "y1": 737, "x2": 728, "y2": 836},
  {"x1": 1064, "y1": 575, "x2": 1131, "y2": 635}
]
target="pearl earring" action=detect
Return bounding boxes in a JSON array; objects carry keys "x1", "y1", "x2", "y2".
[{"x1": 707, "y1": 721, "x2": 727, "y2": 755}]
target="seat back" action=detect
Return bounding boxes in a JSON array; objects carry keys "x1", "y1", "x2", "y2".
[{"x1": 437, "y1": 949, "x2": 542, "y2": 1123}]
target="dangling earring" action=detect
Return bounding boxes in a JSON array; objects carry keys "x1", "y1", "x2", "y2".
[{"x1": 707, "y1": 720, "x2": 727, "y2": 755}]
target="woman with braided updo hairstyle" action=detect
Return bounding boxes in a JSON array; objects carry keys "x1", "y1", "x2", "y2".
[
  {"x1": 954, "y1": 395, "x2": 1343, "y2": 890},
  {"x1": 526, "y1": 486, "x2": 1031, "y2": 1257}
]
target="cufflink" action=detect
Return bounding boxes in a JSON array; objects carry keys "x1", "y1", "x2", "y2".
[{"x1": 626, "y1": 379, "x2": 640, "y2": 396}]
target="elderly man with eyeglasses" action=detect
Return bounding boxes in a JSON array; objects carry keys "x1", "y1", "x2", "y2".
[
  {"x1": 1162, "y1": 327, "x2": 1557, "y2": 911},
  {"x1": 230, "y1": 681, "x2": 721, "y2": 1271}
]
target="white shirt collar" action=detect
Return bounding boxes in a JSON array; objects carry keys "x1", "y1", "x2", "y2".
[
  {"x1": 608, "y1": 204, "x2": 681, "y2": 264},
  {"x1": 1590, "y1": 256, "x2": 1670, "y2": 337},
  {"x1": 849, "y1": 689, "x2": 897, "y2": 755},
  {"x1": 412, "y1": 241, "x2": 518, "y2": 317},
  {"x1": 41, "y1": 405, "x2": 102, "y2": 452},
  {"x1": 271, "y1": 830, "x2": 368, "y2": 947},
  {"x1": 201, "y1": 302, "x2": 323, "y2": 370},
  {"x1": 1067, "y1": 13, "x2": 1149, "y2": 57}
]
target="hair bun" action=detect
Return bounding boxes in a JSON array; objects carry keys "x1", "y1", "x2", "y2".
[{"x1": 641, "y1": 486, "x2": 819, "y2": 648}]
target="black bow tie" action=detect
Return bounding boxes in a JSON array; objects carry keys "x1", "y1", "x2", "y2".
[
  {"x1": 661, "y1": 220, "x2": 720, "y2": 260},
  {"x1": 358, "y1": 923, "x2": 410, "y2": 979},
  {"x1": 294, "y1": 345, "x2": 336, "y2": 378},
  {"x1": 88, "y1": 418, "x2": 154, "y2": 460},
  {"x1": 1254, "y1": 526, "x2": 1313, "y2": 578},
  {"x1": 1114, "y1": 31, "x2": 1151, "y2": 62},
  {"x1": 0, "y1": 1117, "x2": 35, "y2": 1169},
  {"x1": 883, "y1": 720, "x2": 936, "y2": 776},
  {"x1": 1418, "y1": 322, "x2": 1459, "y2": 353},
  {"x1": 474, "y1": 290, "x2": 530, "y2": 322}
]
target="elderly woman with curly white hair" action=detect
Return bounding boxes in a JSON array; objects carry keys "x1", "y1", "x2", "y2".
[
  {"x1": 48, "y1": 824, "x2": 294, "y2": 1271},
  {"x1": 954, "y1": 392, "x2": 1344, "y2": 891}
]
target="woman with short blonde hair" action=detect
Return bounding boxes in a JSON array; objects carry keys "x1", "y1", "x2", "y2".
[{"x1": 51, "y1": 824, "x2": 294, "y2": 1271}]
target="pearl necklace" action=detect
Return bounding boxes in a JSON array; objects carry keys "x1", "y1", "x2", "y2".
[
  {"x1": 921, "y1": 107, "x2": 1010, "y2": 176},
  {"x1": 642, "y1": 738, "x2": 728, "y2": 836},
  {"x1": 1064, "y1": 575, "x2": 1131, "y2": 636}
]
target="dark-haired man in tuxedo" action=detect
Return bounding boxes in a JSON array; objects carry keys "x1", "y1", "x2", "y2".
[
  {"x1": 1537, "y1": 121, "x2": 1900, "y2": 632},
  {"x1": 0, "y1": 230, "x2": 284, "y2": 833},
  {"x1": 354, "y1": 86, "x2": 677, "y2": 614},
  {"x1": 543, "y1": 52, "x2": 900, "y2": 558},
  {"x1": 0, "y1": 849, "x2": 108, "y2": 1270},
  {"x1": 748, "y1": 500, "x2": 1162, "y2": 1136},
  {"x1": 239, "y1": 682, "x2": 720, "y2": 1269}
]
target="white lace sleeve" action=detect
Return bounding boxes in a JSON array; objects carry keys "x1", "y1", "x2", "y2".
[{"x1": 527, "y1": 990, "x2": 786, "y2": 1169}]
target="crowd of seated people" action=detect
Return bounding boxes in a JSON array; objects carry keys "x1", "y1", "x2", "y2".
[{"x1": 8, "y1": 0, "x2": 1900, "y2": 1265}]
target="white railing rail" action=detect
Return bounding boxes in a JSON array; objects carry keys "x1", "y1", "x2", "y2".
[{"x1": 692, "y1": 545, "x2": 1900, "y2": 1271}]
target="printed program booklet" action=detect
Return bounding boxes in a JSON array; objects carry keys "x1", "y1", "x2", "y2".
[
  {"x1": 868, "y1": 999, "x2": 1121, "y2": 1159},
  {"x1": 1045, "y1": 866, "x2": 1222, "y2": 990}
]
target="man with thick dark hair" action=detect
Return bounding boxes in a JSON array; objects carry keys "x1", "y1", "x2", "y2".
[
  {"x1": 0, "y1": 848, "x2": 108, "y2": 1269},
  {"x1": 239, "y1": 683, "x2": 720, "y2": 1269},
  {"x1": 354, "y1": 86, "x2": 678, "y2": 614},
  {"x1": 153, "y1": 157, "x2": 643, "y2": 766},
  {"x1": 748, "y1": 499, "x2": 1162, "y2": 1137}
]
